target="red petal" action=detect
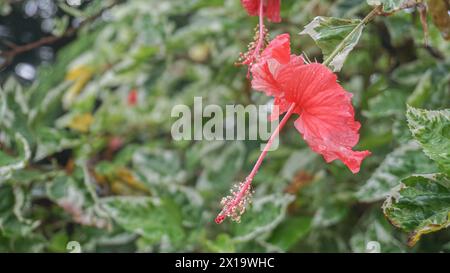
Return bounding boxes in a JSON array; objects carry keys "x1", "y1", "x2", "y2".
[
  {"x1": 251, "y1": 56, "x2": 305, "y2": 100},
  {"x1": 240, "y1": 0, "x2": 259, "y2": 16},
  {"x1": 265, "y1": 0, "x2": 281, "y2": 22},
  {"x1": 283, "y1": 63, "x2": 370, "y2": 173},
  {"x1": 251, "y1": 34, "x2": 296, "y2": 96},
  {"x1": 261, "y1": 33, "x2": 291, "y2": 64},
  {"x1": 251, "y1": 58, "x2": 283, "y2": 97},
  {"x1": 270, "y1": 97, "x2": 291, "y2": 121},
  {"x1": 240, "y1": 0, "x2": 281, "y2": 22}
]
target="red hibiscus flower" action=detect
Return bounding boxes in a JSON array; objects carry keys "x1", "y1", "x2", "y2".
[
  {"x1": 241, "y1": 0, "x2": 281, "y2": 22},
  {"x1": 215, "y1": 33, "x2": 370, "y2": 224},
  {"x1": 252, "y1": 33, "x2": 370, "y2": 173}
]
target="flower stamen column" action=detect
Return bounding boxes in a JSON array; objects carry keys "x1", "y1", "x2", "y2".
[{"x1": 215, "y1": 103, "x2": 297, "y2": 224}]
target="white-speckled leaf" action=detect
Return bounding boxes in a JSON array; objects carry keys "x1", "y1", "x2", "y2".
[
  {"x1": 300, "y1": 16, "x2": 363, "y2": 72},
  {"x1": 102, "y1": 196, "x2": 185, "y2": 247},
  {"x1": 0, "y1": 133, "x2": 31, "y2": 183},
  {"x1": 383, "y1": 173, "x2": 450, "y2": 246},
  {"x1": 357, "y1": 141, "x2": 439, "y2": 202},
  {"x1": 406, "y1": 106, "x2": 450, "y2": 175},
  {"x1": 367, "y1": 0, "x2": 408, "y2": 12}
]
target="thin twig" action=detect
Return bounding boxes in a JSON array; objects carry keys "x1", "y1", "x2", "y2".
[
  {"x1": 417, "y1": 3, "x2": 429, "y2": 47},
  {"x1": 1, "y1": 40, "x2": 18, "y2": 49},
  {"x1": 0, "y1": 1, "x2": 119, "y2": 70}
]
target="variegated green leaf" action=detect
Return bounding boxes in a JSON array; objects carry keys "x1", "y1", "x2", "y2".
[
  {"x1": 300, "y1": 16, "x2": 363, "y2": 72},
  {"x1": 383, "y1": 174, "x2": 450, "y2": 246},
  {"x1": 367, "y1": 0, "x2": 409, "y2": 12},
  {"x1": 0, "y1": 133, "x2": 31, "y2": 183},
  {"x1": 0, "y1": 184, "x2": 40, "y2": 239},
  {"x1": 102, "y1": 197, "x2": 185, "y2": 248},
  {"x1": 406, "y1": 106, "x2": 450, "y2": 175},
  {"x1": 47, "y1": 173, "x2": 109, "y2": 229},
  {"x1": 231, "y1": 194, "x2": 295, "y2": 243},
  {"x1": 357, "y1": 141, "x2": 439, "y2": 202}
]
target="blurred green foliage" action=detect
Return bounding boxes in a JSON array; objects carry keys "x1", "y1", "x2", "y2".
[{"x1": 0, "y1": 0, "x2": 449, "y2": 252}]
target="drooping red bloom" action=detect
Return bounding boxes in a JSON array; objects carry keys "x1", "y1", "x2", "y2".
[
  {"x1": 241, "y1": 0, "x2": 281, "y2": 22},
  {"x1": 251, "y1": 33, "x2": 371, "y2": 173},
  {"x1": 215, "y1": 34, "x2": 370, "y2": 224}
]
